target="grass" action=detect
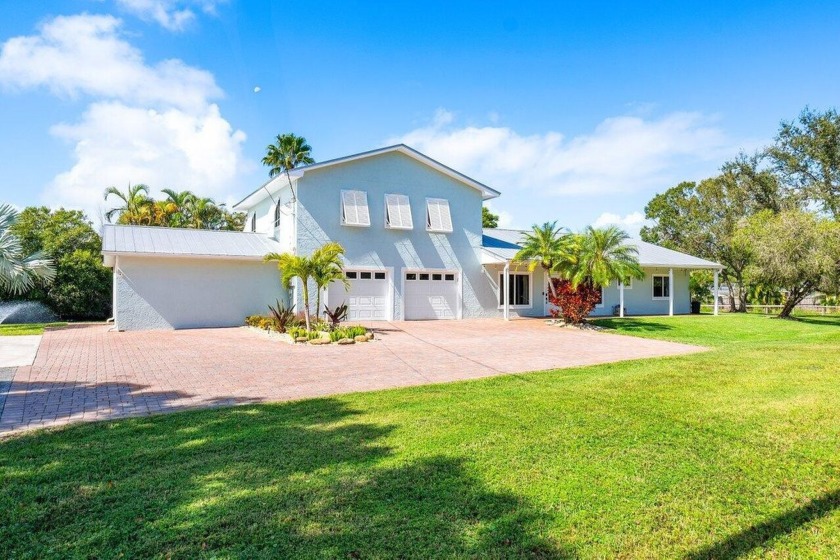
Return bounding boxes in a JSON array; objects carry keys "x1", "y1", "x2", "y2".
[
  {"x1": 0, "y1": 322, "x2": 66, "y2": 336},
  {"x1": 1, "y1": 315, "x2": 839, "y2": 558}
]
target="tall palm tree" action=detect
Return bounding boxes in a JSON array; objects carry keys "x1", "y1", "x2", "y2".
[
  {"x1": 565, "y1": 226, "x2": 645, "y2": 288},
  {"x1": 311, "y1": 242, "x2": 349, "y2": 317},
  {"x1": 264, "y1": 252, "x2": 317, "y2": 331},
  {"x1": 513, "y1": 221, "x2": 576, "y2": 296},
  {"x1": 262, "y1": 133, "x2": 314, "y2": 209},
  {"x1": 188, "y1": 196, "x2": 221, "y2": 229},
  {"x1": 0, "y1": 204, "x2": 55, "y2": 295},
  {"x1": 161, "y1": 189, "x2": 196, "y2": 228},
  {"x1": 104, "y1": 184, "x2": 151, "y2": 224}
]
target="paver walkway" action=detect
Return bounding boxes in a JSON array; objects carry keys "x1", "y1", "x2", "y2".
[{"x1": 0, "y1": 320, "x2": 703, "y2": 434}]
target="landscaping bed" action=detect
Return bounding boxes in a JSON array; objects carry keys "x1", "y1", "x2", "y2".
[{"x1": 245, "y1": 314, "x2": 373, "y2": 346}]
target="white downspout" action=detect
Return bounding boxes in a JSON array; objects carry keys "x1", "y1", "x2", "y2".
[
  {"x1": 668, "y1": 268, "x2": 674, "y2": 316},
  {"x1": 503, "y1": 261, "x2": 510, "y2": 321},
  {"x1": 619, "y1": 280, "x2": 625, "y2": 318},
  {"x1": 713, "y1": 268, "x2": 720, "y2": 316}
]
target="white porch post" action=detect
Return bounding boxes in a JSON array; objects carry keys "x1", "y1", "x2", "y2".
[
  {"x1": 713, "y1": 268, "x2": 720, "y2": 316},
  {"x1": 503, "y1": 261, "x2": 510, "y2": 321},
  {"x1": 668, "y1": 268, "x2": 674, "y2": 317},
  {"x1": 619, "y1": 280, "x2": 625, "y2": 318}
]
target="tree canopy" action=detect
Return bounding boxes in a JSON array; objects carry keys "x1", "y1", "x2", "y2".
[
  {"x1": 8, "y1": 206, "x2": 110, "y2": 319},
  {"x1": 482, "y1": 206, "x2": 499, "y2": 228},
  {"x1": 104, "y1": 185, "x2": 244, "y2": 230}
]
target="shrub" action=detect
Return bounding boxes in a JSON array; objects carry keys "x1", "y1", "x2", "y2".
[
  {"x1": 548, "y1": 278, "x2": 603, "y2": 324},
  {"x1": 246, "y1": 315, "x2": 277, "y2": 331},
  {"x1": 323, "y1": 303, "x2": 348, "y2": 330},
  {"x1": 268, "y1": 299, "x2": 297, "y2": 333},
  {"x1": 329, "y1": 325, "x2": 367, "y2": 342}
]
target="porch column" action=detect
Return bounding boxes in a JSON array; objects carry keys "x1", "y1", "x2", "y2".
[
  {"x1": 619, "y1": 280, "x2": 625, "y2": 318},
  {"x1": 503, "y1": 261, "x2": 510, "y2": 321},
  {"x1": 668, "y1": 268, "x2": 674, "y2": 316},
  {"x1": 713, "y1": 269, "x2": 720, "y2": 316}
]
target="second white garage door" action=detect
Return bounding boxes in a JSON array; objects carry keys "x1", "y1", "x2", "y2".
[
  {"x1": 328, "y1": 270, "x2": 389, "y2": 321},
  {"x1": 403, "y1": 270, "x2": 460, "y2": 320}
]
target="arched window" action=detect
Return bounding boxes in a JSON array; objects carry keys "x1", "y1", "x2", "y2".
[
  {"x1": 250, "y1": 212, "x2": 256, "y2": 232},
  {"x1": 274, "y1": 202, "x2": 282, "y2": 229}
]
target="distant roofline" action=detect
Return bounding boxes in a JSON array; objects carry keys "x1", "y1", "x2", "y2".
[{"x1": 233, "y1": 143, "x2": 501, "y2": 210}]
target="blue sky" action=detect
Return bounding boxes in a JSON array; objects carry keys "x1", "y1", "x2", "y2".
[{"x1": 1, "y1": 1, "x2": 838, "y2": 232}]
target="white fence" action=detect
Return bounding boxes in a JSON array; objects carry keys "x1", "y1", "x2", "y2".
[{"x1": 701, "y1": 304, "x2": 840, "y2": 315}]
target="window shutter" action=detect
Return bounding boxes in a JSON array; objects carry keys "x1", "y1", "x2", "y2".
[
  {"x1": 386, "y1": 194, "x2": 412, "y2": 229},
  {"x1": 354, "y1": 191, "x2": 370, "y2": 226},
  {"x1": 427, "y1": 198, "x2": 452, "y2": 232},
  {"x1": 342, "y1": 190, "x2": 370, "y2": 226}
]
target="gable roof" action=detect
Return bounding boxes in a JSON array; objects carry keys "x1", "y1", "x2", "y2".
[
  {"x1": 481, "y1": 228, "x2": 722, "y2": 269},
  {"x1": 101, "y1": 224, "x2": 282, "y2": 263},
  {"x1": 233, "y1": 144, "x2": 500, "y2": 210}
]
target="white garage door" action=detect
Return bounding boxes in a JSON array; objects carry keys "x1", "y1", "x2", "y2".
[
  {"x1": 404, "y1": 271, "x2": 460, "y2": 320},
  {"x1": 328, "y1": 270, "x2": 389, "y2": 321}
]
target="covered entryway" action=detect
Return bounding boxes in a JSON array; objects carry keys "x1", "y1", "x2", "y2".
[
  {"x1": 403, "y1": 270, "x2": 461, "y2": 320},
  {"x1": 327, "y1": 270, "x2": 390, "y2": 321}
]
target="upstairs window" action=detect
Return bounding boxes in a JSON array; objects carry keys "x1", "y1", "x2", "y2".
[
  {"x1": 274, "y1": 202, "x2": 282, "y2": 228},
  {"x1": 385, "y1": 194, "x2": 413, "y2": 229},
  {"x1": 341, "y1": 190, "x2": 371, "y2": 227},
  {"x1": 426, "y1": 198, "x2": 453, "y2": 232},
  {"x1": 250, "y1": 212, "x2": 256, "y2": 232}
]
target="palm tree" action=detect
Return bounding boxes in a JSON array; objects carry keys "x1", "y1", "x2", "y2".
[
  {"x1": 0, "y1": 204, "x2": 55, "y2": 295},
  {"x1": 311, "y1": 242, "x2": 349, "y2": 317},
  {"x1": 262, "y1": 133, "x2": 314, "y2": 208},
  {"x1": 565, "y1": 226, "x2": 645, "y2": 288},
  {"x1": 104, "y1": 184, "x2": 151, "y2": 224},
  {"x1": 264, "y1": 252, "x2": 317, "y2": 331},
  {"x1": 188, "y1": 196, "x2": 221, "y2": 229},
  {"x1": 513, "y1": 221, "x2": 576, "y2": 296},
  {"x1": 161, "y1": 189, "x2": 195, "y2": 228}
]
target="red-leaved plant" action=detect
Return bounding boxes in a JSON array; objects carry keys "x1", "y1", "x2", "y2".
[{"x1": 548, "y1": 278, "x2": 603, "y2": 324}]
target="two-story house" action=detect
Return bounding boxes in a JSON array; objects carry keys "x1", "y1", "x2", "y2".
[{"x1": 102, "y1": 144, "x2": 722, "y2": 330}]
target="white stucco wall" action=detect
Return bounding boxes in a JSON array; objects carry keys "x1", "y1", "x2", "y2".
[
  {"x1": 244, "y1": 181, "x2": 296, "y2": 253},
  {"x1": 114, "y1": 256, "x2": 283, "y2": 330},
  {"x1": 294, "y1": 151, "x2": 499, "y2": 319}
]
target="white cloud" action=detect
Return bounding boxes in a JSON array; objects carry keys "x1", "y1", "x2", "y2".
[
  {"x1": 0, "y1": 14, "x2": 247, "y2": 220},
  {"x1": 592, "y1": 211, "x2": 649, "y2": 237},
  {"x1": 48, "y1": 102, "x2": 246, "y2": 214},
  {"x1": 114, "y1": 0, "x2": 226, "y2": 31},
  {"x1": 0, "y1": 14, "x2": 220, "y2": 109},
  {"x1": 391, "y1": 108, "x2": 735, "y2": 196},
  {"x1": 484, "y1": 202, "x2": 514, "y2": 228}
]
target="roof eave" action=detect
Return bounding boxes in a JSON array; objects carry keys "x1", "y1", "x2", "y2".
[{"x1": 102, "y1": 250, "x2": 270, "y2": 262}]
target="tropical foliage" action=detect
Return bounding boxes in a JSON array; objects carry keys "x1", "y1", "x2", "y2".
[
  {"x1": 7, "y1": 206, "x2": 110, "y2": 319},
  {"x1": 515, "y1": 224, "x2": 644, "y2": 323},
  {"x1": 104, "y1": 184, "x2": 244, "y2": 230},
  {"x1": 481, "y1": 206, "x2": 499, "y2": 228},
  {"x1": 0, "y1": 204, "x2": 55, "y2": 297},
  {"x1": 264, "y1": 242, "x2": 347, "y2": 332}
]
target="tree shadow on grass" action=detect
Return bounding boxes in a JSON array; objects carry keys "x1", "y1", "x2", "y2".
[
  {"x1": 0, "y1": 398, "x2": 571, "y2": 559},
  {"x1": 786, "y1": 315, "x2": 840, "y2": 328},
  {"x1": 686, "y1": 489, "x2": 840, "y2": 560}
]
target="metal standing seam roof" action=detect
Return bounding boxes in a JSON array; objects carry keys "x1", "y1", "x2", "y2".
[
  {"x1": 101, "y1": 224, "x2": 284, "y2": 259},
  {"x1": 481, "y1": 228, "x2": 722, "y2": 269}
]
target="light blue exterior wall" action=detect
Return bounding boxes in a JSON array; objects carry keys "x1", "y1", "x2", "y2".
[
  {"x1": 294, "y1": 151, "x2": 499, "y2": 319},
  {"x1": 589, "y1": 267, "x2": 692, "y2": 317}
]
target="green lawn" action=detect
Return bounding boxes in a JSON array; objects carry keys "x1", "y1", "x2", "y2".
[
  {"x1": 0, "y1": 322, "x2": 66, "y2": 336},
  {"x1": 1, "y1": 315, "x2": 838, "y2": 558}
]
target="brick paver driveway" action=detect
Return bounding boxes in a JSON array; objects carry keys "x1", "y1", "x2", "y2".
[{"x1": 0, "y1": 320, "x2": 703, "y2": 434}]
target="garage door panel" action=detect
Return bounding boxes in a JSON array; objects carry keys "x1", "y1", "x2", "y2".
[
  {"x1": 404, "y1": 271, "x2": 460, "y2": 320},
  {"x1": 329, "y1": 271, "x2": 389, "y2": 321}
]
